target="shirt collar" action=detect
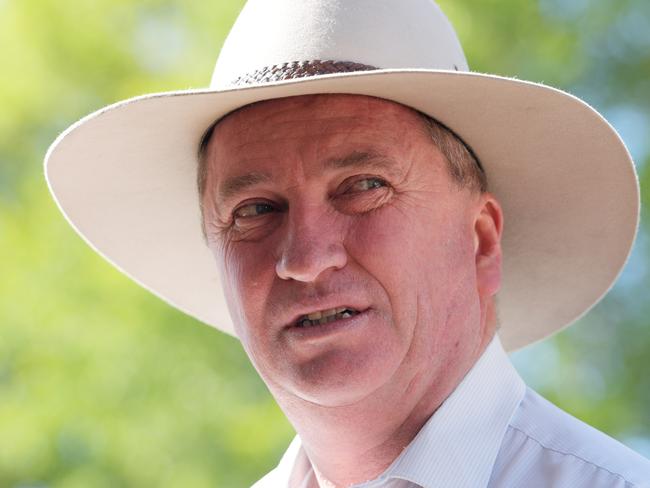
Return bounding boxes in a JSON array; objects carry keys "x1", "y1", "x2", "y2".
[
  {"x1": 383, "y1": 333, "x2": 526, "y2": 488},
  {"x1": 271, "y1": 334, "x2": 526, "y2": 488}
]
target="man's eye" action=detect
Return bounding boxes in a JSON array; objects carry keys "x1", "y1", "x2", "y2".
[
  {"x1": 348, "y1": 178, "x2": 387, "y2": 192},
  {"x1": 233, "y1": 202, "x2": 276, "y2": 219}
]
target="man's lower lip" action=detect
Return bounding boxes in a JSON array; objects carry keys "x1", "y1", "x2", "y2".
[{"x1": 287, "y1": 309, "x2": 369, "y2": 341}]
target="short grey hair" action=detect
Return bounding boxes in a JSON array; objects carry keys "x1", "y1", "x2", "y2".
[{"x1": 417, "y1": 111, "x2": 487, "y2": 193}]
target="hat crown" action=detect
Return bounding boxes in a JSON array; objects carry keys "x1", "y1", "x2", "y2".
[{"x1": 211, "y1": 0, "x2": 468, "y2": 88}]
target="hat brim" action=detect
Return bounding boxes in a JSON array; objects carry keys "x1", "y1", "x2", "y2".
[{"x1": 44, "y1": 69, "x2": 639, "y2": 351}]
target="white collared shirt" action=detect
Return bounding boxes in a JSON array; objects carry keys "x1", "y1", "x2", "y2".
[{"x1": 253, "y1": 335, "x2": 650, "y2": 487}]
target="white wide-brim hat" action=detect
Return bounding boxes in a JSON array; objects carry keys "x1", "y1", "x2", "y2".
[{"x1": 44, "y1": 0, "x2": 639, "y2": 351}]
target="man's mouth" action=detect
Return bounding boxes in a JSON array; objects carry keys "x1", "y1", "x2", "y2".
[{"x1": 295, "y1": 307, "x2": 360, "y2": 328}]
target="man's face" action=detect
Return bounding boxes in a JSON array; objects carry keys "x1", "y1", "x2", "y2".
[{"x1": 202, "y1": 95, "x2": 501, "y2": 408}]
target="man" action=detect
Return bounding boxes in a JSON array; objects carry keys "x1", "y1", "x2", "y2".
[{"x1": 45, "y1": 0, "x2": 650, "y2": 486}]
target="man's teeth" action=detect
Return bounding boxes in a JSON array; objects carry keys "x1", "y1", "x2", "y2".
[{"x1": 297, "y1": 307, "x2": 359, "y2": 327}]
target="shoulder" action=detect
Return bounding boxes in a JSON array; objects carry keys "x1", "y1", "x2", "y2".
[{"x1": 490, "y1": 387, "x2": 650, "y2": 487}]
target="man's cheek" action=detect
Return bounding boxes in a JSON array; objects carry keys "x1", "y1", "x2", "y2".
[
  {"x1": 348, "y1": 210, "x2": 410, "y2": 257},
  {"x1": 222, "y1": 259, "x2": 264, "y2": 340}
]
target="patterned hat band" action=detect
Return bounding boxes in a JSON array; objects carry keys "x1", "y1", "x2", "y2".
[{"x1": 230, "y1": 60, "x2": 379, "y2": 85}]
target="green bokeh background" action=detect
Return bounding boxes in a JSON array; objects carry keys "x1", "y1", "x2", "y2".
[{"x1": 1, "y1": 0, "x2": 649, "y2": 486}]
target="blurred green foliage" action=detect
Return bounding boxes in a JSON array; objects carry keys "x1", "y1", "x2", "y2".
[{"x1": 0, "y1": 0, "x2": 649, "y2": 486}]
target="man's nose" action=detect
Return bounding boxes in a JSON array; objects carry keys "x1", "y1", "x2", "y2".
[{"x1": 275, "y1": 207, "x2": 348, "y2": 282}]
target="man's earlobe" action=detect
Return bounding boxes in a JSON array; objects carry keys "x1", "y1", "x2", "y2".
[{"x1": 474, "y1": 194, "x2": 503, "y2": 297}]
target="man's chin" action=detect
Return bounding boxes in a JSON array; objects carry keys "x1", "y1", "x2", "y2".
[{"x1": 273, "y1": 348, "x2": 402, "y2": 409}]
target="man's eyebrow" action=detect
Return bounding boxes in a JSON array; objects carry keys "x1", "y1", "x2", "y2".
[
  {"x1": 324, "y1": 150, "x2": 402, "y2": 176},
  {"x1": 217, "y1": 171, "x2": 271, "y2": 204},
  {"x1": 216, "y1": 151, "x2": 400, "y2": 204}
]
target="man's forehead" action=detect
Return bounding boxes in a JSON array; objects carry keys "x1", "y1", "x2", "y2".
[
  {"x1": 210, "y1": 93, "x2": 425, "y2": 140},
  {"x1": 201, "y1": 95, "x2": 432, "y2": 206},
  {"x1": 198, "y1": 93, "x2": 445, "y2": 210},
  {"x1": 203, "y1": 95, "x2": 428, "y2": 178}
]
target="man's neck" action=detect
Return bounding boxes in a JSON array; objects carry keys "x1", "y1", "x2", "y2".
[
  {"x1": 304, "y1": 381, "x2": 448, "y2": 487},
  {"x1": 278, "y1": 335, "x2": 494, "y2": 487}
]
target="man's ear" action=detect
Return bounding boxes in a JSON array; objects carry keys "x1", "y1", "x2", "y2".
[{"x1": 474, "y1": 193, "x2": 503, "y2": 298}]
